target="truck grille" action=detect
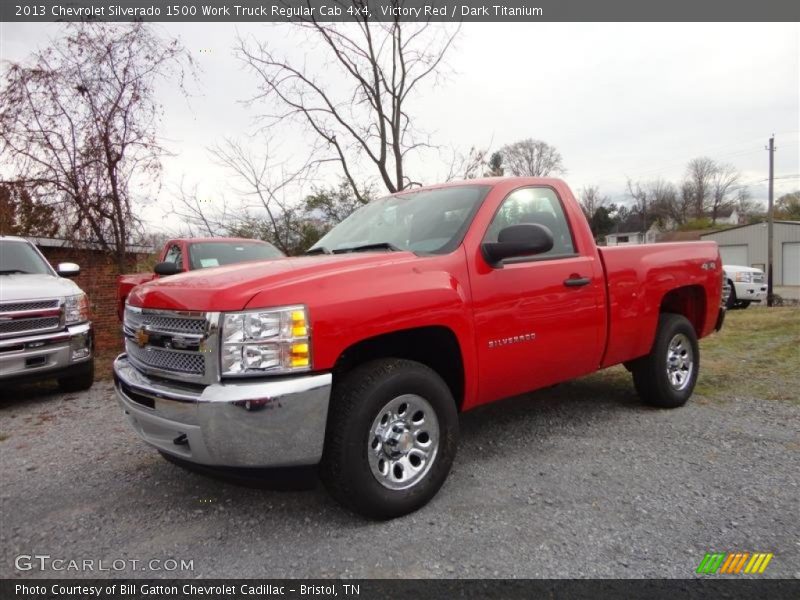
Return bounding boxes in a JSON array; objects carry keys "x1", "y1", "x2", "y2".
[
  {"x1": 123, "y1": 306, "x2": 207, "y2": 335},
  {"x1": 123, "y1": 306, "x2": 214, "y2": 382},
  {"x1": 0, "y1": 299, "x2": 59, "y2": 312},
  {"x1": 126, "y1": 340, "x2": 206, "y2": 375},
  {"x1": 0, "y1": 299, "x2": 63, "y2": 338},
  {"x1": 0, "y1": 316, "x2": 61, "y2": 335},
  {"x1": 752, "y1": 272, "x2": 765, "y2": 283}
]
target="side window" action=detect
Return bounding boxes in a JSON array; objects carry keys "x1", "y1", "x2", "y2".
[
  {"x1": 484, "y1": 187, "x2": 575, "y2": 258},
  {"x1": 164, "y1": 245, "x2": 183, "y2": 268}
]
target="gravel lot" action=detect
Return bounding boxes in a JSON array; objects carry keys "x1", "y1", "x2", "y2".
[{"x1": 2, "y1": 361, "x2": 798, "y2": 579}]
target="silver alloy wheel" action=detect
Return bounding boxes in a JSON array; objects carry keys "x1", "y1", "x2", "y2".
[
  {"x1": 367, "y1": 394, "x2": 440, "y2": 491},
  {"x1": 666, "y1": 333, "x2": 694, "y2": 391}
]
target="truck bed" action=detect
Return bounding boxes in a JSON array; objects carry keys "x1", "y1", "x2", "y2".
[{"x1": 598, "y1": 241, "x2": 722, "y2": 368}]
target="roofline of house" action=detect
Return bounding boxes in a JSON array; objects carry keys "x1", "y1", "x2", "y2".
[
  {"x1": 27, "y1": 236, "x2": 153, "y2": 254},
  {"x1": 606, "y1": 231, "x2": 645, "y2": 237},
  {"x1": 699, "y1": 220, "x2": 800, "y2": 236}
]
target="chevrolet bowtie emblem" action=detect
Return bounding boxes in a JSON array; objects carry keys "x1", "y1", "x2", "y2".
[{"x1": 135, "y1": 327, "x2": 150, "y2": 348}]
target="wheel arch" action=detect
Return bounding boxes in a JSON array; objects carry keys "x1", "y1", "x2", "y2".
[
  {"x1": 332, "y1": 325, "x2": 466, "y2": 411},
  {"x1": 659, "y1": 285, "x2": 707, "y2": 334}
]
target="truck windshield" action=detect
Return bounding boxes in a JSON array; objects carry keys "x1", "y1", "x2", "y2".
[
  {"x1": 188, "y1": 241, "x2": 284, "y2": 269},
  {"x1": 308, "y1": 185, "x2": 491, "y2": 255},
  {"x1": 0, "y1": 241, "x2": 53, "y2": 275}
]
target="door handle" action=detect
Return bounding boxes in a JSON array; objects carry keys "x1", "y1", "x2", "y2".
[{"x1": 564, "y1": 276, "x2": 591, "y2": 287}]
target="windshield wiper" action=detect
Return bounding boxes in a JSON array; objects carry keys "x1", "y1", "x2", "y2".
[
  {"x1": 0, "y1": 269, "x2": 30, "y2": 275},
  {"x1": 305, "y1": 246, "x2": 332, "y2": 255},
  {"x1": 332, "y1": 242, "x2": 402, "y2": 254}
]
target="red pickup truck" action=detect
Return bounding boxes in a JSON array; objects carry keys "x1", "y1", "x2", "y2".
[
  {"x1": 115, "y1": 237, "x2": 283, "y2": 319},
  {"x1": 114, "y1": 178, "x2": 725, "y2": 518}
]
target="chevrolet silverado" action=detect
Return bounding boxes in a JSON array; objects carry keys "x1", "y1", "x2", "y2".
[{"x1": 114, "y1": 178, "x2": 725, "y2": 518}]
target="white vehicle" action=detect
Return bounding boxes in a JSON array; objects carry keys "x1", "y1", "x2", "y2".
[
  {"x1": 0, "y1": 236, "x2": 94, "y2": 390},
  {"x1": 723, "y1": 265, "x2": 767, "y2": 309}
]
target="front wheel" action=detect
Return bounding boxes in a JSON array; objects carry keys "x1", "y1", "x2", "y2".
[
  {"x1": 632, "y1": 313, "x2": 699, "y2": 408},
  {"x1": 725, "y1": 281, "x2": 737, "y2": 309},
  {"x1": 320, "y1": 359, "x2": 458, "y2": 519},
  {"x1": 58, "y1": 360, "x2": 95, "y2": 392}
]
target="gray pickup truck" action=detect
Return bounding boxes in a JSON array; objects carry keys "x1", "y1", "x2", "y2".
[{"x1": 0, "y1": 236, "x2": 94, "y2": 391}]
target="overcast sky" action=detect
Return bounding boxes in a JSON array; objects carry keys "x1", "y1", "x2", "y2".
[{"x1": 2, "y1": 22, "x2": 798, "y2": 231}]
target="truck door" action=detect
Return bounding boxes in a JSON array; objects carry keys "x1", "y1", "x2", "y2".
[{"x1": 470, "y1": 186, "x2": 605, "y2": 405}]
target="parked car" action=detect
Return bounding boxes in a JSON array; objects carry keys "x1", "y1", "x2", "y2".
[
  {"x1": 116, "y1": 237, "x2": 284, "y2": 319},
  {"x1": 723, "y1": 264, "x2": 767, "y2": 309},
  {"x1": 113, "y1": 178, "x2": 726, "y2": 518},
  {"x1": 0, "y1": 236, "x2": 94, "y2": 391}
]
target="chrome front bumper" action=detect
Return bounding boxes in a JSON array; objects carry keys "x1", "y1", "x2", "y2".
[
  {"x1": 113, "y1": 354, "x2": 332, "y2": 468},
  {"x1": 732, "y1": 282, "x2": 768, "y2": 303},
  {"x1": 0, "y1": 322, "x2": 93, "y2": 381}
]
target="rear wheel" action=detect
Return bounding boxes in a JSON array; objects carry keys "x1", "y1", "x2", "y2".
[
  {"x1": 632, "y1": 313, "x2": 698, "y2": 408},
  {"x1": 320, "y1": 359, "x2": 458, "y2": 519}
]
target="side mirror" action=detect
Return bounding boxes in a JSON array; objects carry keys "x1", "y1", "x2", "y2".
[
  {"x1": 154, "y1": 262, "x2": 182, "y2": 276},
  {"x1": 56, "y1": 262, "x2": 80, "y2": 278},
  {"x1": 481, "y1": 223, "x2": 554, "y2": 266}
]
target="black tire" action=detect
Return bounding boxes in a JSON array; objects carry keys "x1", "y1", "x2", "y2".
[
  {"x1": 631, "y1": 313, "x2": 699, "y2": 409},
  {"x1": 57, "y1": 360, "x2": 95, "y2": 392},
  {"x1": 320, "y1": 358, "x2": 458, "y2": 519},
  {"x1": 725, "y1": 281, "x2": 737, "y2": 310}
]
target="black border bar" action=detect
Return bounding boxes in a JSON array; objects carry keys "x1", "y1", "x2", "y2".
[
  {"x1": 3, "y1": 0, "x2": 800, "y2": 23},
  {"x1": 3, "y1": 579, "x2": 800, "y2": 600}
]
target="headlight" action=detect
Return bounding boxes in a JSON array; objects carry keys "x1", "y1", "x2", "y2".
[
  {"x1": 220, "y1": 305, "x2": 311, "y2": 376},
  {"x1": 64, "y1": 293, "x2": 90, "y2": 325},
  {"x1": 735, "y1": 271, "x2": 752, "y2": 283}
]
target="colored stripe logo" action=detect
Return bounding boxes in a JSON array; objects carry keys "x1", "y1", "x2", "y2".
[{"x1": 696, "y1": 552, "x2": 773, "y2": 574}]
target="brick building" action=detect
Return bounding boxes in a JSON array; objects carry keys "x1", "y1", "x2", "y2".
[{"x1": 31, "y1": 237, "x2": 153, "y2": 354}]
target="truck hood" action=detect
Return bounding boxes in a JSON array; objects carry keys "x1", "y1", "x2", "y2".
[
  {"x1": 127, "y1": 252, "x2": 420, "y2": 311},
  {"x1": 0, "y1": 273, "x2": 83, "y2": 303},
  {"x1": 723, "y1": 264, "x2": 763, "y2": 274}
]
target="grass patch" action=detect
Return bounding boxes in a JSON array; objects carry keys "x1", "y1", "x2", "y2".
[
  {"x1": 577, "y1": 307, "x2": 799, "y2": 404},
  {"x1": 695, "y1": 307, "x2": 799, "y2": 403}
]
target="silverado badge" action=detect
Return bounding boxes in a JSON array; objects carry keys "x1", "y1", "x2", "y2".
[{"x1": 134, "y1": 327, "x2": 150, "y2": 348}]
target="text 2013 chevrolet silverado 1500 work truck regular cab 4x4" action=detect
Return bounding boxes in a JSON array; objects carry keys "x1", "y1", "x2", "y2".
[
  {"x1": 114, "y1": 178, "x2": 725, "y2": 518},
  {"x1": 0, "y1": 236, "x2": 94, "y2": 391},
  {"x1": 116, "y1": 237, "x2": 284, "y2": 319}
]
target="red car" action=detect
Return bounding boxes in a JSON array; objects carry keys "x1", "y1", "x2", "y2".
[
  {"x1": 115, "y1": 237, "x2": 283, "y2": 319},
  {"x1": 114, "y1": 178, "x2": 725, "y2": 518}
]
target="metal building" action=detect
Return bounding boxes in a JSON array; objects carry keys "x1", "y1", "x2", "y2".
[{"x1": 700, "y1": 221, "x2": 800, "y2": 286}]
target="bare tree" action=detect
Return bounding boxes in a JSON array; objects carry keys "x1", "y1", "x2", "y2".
[
  {"x1": 0, "y1": 23, "x2": 191, "y2": 272},
  {"x1": 626, "y1": 179, "x2": 648, "y2": 232},
  {"x1": 237, "y1": 9, "x2": 460, "y2": 199},
  {"x1": 499, "y1": 139, "x2": 565, "y2": 177},
  {"x1": 733, "y1": 188, "x2": 761, "y2": 222},
  {"x1": 645, "y1": 179, "x2": 680, "y2": 227},
  {"x1": 684, "y1": 157, "x2": 717, "y2": 219},
  {"x1": 444, "y1": 146, "x2": 488, "y2": 181},
  {"x1": 169, "y1": 178, "x2": 231, "y2": 238},
  {"x1": 675, "y1": 181, "x2": 695, "y2": 225},
  {"x1": 578, "y1": 185, "x2": 609, "y2": 220},
  {"x1": 0, "y1": 181, "x2": 59, "y2": 237},
  {"x1": 208, "y1": 138, "x2": 317, "y2": 254},
  {"x1": 708, "y1": 163, "x2": 740, "y2": 225}
]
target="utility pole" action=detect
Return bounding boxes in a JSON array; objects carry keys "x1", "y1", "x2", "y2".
[{"x1": 766, "y1": 135, "x2": 775, "y2": 307}]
